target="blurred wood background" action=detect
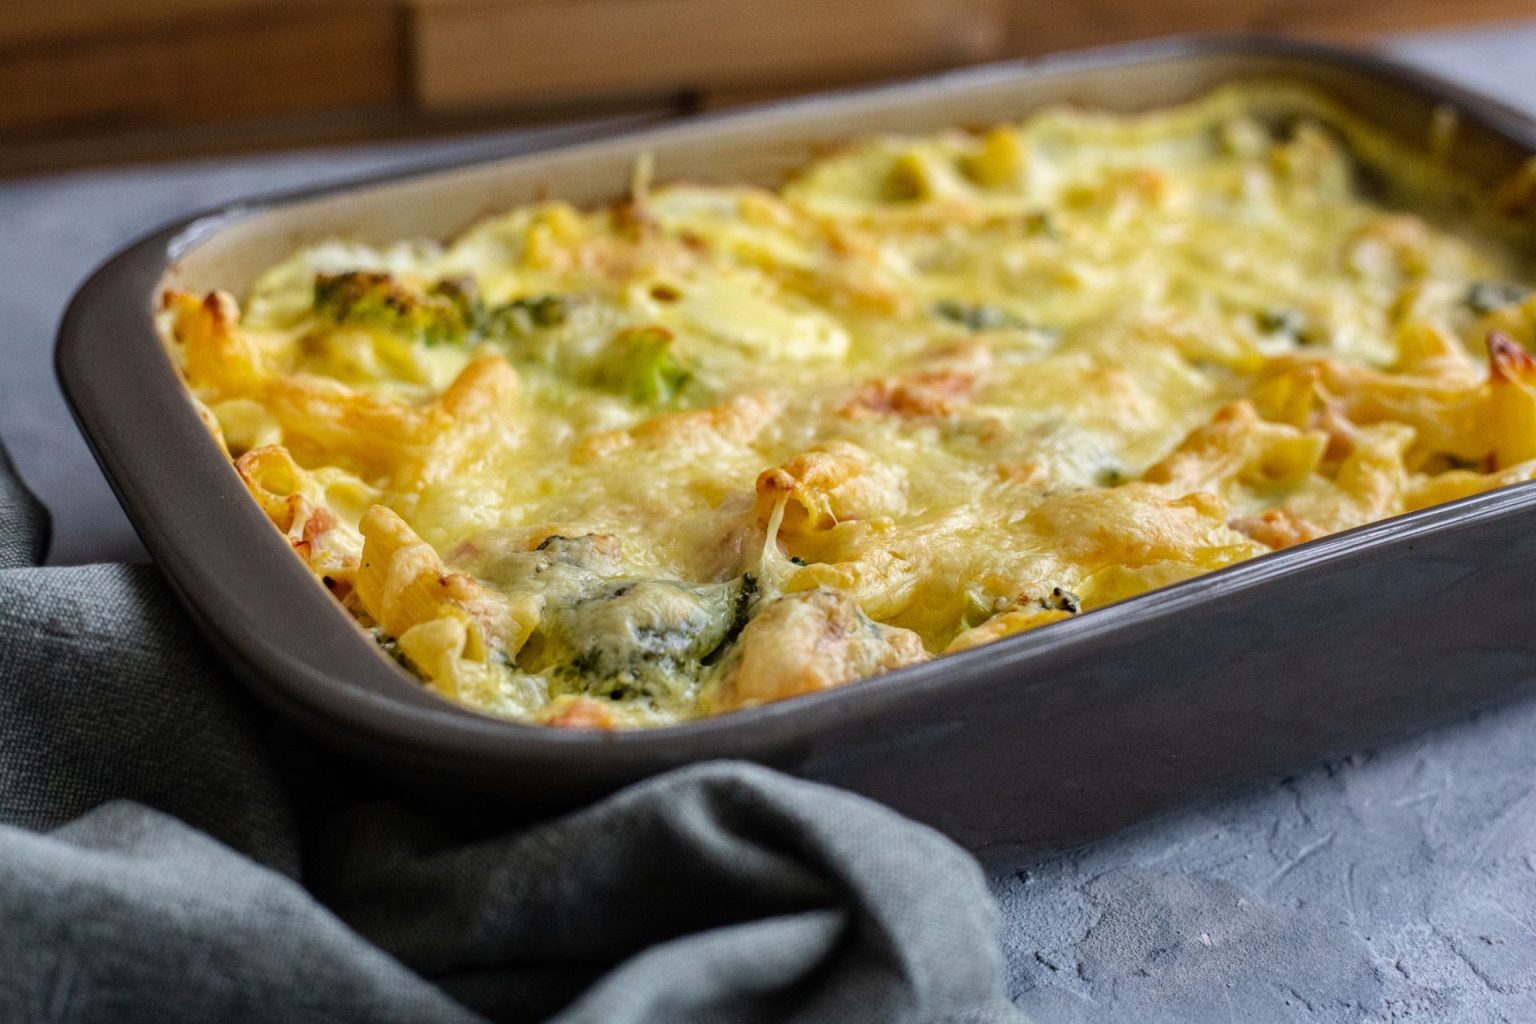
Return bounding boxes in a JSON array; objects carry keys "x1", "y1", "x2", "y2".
[{"x1": 4, "y1": 0, "x2": 1535, "y2": 175}]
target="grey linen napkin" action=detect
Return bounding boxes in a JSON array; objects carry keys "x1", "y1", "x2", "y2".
[{"x1": 0, "y1": 443, "x2": 1026, "y2": 1024}]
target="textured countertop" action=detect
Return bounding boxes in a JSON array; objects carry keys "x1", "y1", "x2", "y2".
[{"x1": 5, "y1": 24, "x2": 1535, "y2": 1022}]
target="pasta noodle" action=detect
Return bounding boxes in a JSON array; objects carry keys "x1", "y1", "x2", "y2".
[{"x1": 159, "y1": 82, "x2": 1536, "y2": 728}]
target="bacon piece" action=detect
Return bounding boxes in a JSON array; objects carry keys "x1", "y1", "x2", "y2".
[
  {"x1": 1228, "y1": 508, "x2": 1324, "y2": 551},
  {"x1": 542, "y1": 697, "x2": 619, "y2": 730},
  {"x1": 841, "y1": 369, "x2": 978, "y2": 418}
]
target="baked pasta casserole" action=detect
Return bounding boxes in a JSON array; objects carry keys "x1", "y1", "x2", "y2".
[{"x1": 160, "y1": 83, "x2": 1536, "y2": 728}]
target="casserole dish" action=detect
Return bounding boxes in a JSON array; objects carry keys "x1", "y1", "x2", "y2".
[{"x1": 57, "y1": 36, "x2": 1536, "y2": 850}]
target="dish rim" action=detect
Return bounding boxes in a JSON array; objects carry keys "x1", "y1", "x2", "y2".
[{"x1": 55, "y1": 32, "x2": 1536, "y2": 767}]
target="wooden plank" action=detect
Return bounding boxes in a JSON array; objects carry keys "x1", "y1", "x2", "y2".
[
  {"x1": 1265, "y1": 0, "x2": 1536, "y2": 39},
  {"x1": 409, "y1": 0, "x2": 1007, "y2": 110},
  {"x1": 0, "y1": 103, "x2": 675, "y2": 180},
  {"x1": 0, "y1": 0, "x2": 335, "y2": 48},
  {"x1": 0, "y1": 4, "x2": 403, "y2": 136},
  {"x1": 1001, "y1": 0, "x2": 1536, "y2": 56}
]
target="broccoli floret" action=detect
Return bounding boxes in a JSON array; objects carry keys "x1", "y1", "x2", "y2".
[
  {"x1": 720, "y1": 573, "x2": 758, "y2": 651},
  {"x1": 487, "y1": 294, "x2": 574, "y2": 335},
  {"x1": 1466, "y1": 281, "x2": 1531, "y2": 316},
  {"x1": 545, "y1": 574, "x2": 757, "y2": 700},
  {"x1": 593, "y1": 326, "x2": 693, "y2": 404},
  {"x1": 1257, "y1": 308, "x2": 1309, "y2": 342},
  {"x1": 312, "y1": 271, "x2": 483, "y2": 346},
  {"x1": 934, "y1": 299, "x2": 1024, "y2": 332}
]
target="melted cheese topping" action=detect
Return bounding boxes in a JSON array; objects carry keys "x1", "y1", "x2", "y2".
[{"x1": 161, "y1": 82, "x2": 1536, "y2": 728}]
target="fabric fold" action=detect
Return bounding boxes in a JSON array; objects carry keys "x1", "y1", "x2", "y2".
[
  {"x1": 320, "y1": 764, "x2": 1021, "y2": 1023},
  {"x1": 0, "y1": 442, "x2": 48, "y2": 569}
]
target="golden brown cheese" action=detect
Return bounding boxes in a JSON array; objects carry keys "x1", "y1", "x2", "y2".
[{"x1": 160, "y1": 82, "x2": 1536, "y2": 728}]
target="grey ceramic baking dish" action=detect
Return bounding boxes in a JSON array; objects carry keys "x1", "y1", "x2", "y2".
[{"x1": 57, "y1": 35, "x2": 1536, "y2": 851}]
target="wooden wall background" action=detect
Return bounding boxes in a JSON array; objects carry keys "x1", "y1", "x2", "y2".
[{"x1": 4, "y1": 0, "x2": 1534, "y2": 175}]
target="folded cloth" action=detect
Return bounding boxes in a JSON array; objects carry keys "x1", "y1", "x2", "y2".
[{"x1": 0, "y1": 443, "x2": 1026, "y2": 1024}]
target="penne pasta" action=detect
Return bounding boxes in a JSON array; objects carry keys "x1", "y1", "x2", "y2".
[{"x1": 160, "y1": 82, "x2": 1536, "y2": 727}]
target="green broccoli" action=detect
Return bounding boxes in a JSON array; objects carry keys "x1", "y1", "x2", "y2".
[
  {"x1": 1257, "y1": 307, "x2": 1309, "y2": 342},
  {"x1": 1466, "y1": 281, "x2": 1532, "y2": 316},
  {"x1": 545, "y1": 574, "x2": 757, "y2": 701},
  {"x1": 933, "y1": 299, "x2": 1024, "y2": 332},
  {"x1": 486, "y1": 294, "x2": 574, "y2": 336},
  {"x1": 312, "y1": 271, "x2": 483, "y2": 346},
  {"x1": 593, "y1": 326, "x2": 693, "y2": 404}
]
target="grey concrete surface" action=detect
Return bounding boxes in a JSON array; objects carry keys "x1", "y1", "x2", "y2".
[
  {"x1": 3, "y1": 23, "x2": 1536, "y2": 1022},
  {"x1": 986, "y1": 702, "x2": 1536, "y2": 1022}
]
